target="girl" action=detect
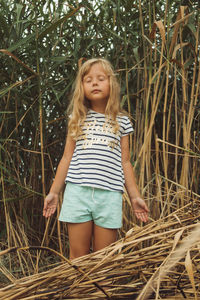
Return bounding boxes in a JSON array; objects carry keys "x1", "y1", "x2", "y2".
[{"x1": 43, "y1": 58, "x2": 149, "y2": 260}]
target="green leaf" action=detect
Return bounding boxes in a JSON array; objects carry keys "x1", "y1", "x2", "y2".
[
  {"x1": 38, "y1": 6, "x2": 82, "y2": 40},
  {"x1": 133, "y1": 47, "x2": 140, "y2": 63},
  {"x1": 0, "y1": 13, "x2": 9, "y2": 36},
  {"x1": 51, "y1": 56, "x2": 67, "y2": 62},
  {"x1": 102, "y1": 25, "x2": 124, "y2": 41},
  {"x1": 0, "y1": 81, "x2": 24, "y2": 96},
  {"x1": 121, "y1": 95, "x2": 127, "y2": 108},
  {"x1": 7, "y1": 33, "x2": 35, "y2": 52},
  {"x1": 186, "y1": 23, "x2": 196, "y2": 37},
  {"x1": 184, "y1": 58, "x2": 194, "y2": 69},
  {"x1": 16, "y1": 3, "x2": 24, "y2": 32}
]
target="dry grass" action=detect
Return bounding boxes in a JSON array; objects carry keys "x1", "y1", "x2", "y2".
[{"x1": 0, "y1": 192, "x2": 200, "y2": 300}]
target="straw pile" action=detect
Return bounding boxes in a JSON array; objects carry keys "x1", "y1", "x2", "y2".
[{"x1": 1, "y1": 201, "x2": 200, "y2": 300}]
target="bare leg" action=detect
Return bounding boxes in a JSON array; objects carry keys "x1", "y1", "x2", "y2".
[
  {"x1": 93, "y1": 224, "x2": 117, "y2": 252},
  {"x1": 67, "y1": 221, "x2": 93, "y2": 259}
]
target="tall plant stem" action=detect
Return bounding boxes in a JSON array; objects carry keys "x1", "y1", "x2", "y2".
[
  {"x1": 35, "y1": 11, "x2": 46, "y2": 199},
  {"x1": 34, "y1": 5, "x2": 47, "y2": 268}
]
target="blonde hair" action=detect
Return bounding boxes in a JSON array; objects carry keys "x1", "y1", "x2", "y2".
[{"x1": 67, "y1": 58, "x2": 122, "y2": 139}]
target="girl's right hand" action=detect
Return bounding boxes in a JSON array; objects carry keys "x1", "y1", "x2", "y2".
[{"x1": 43, "y1": 193, "x2": 59, "y2": 218}]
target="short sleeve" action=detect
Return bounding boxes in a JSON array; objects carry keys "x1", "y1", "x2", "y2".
[{"x1": 121, "y1": 116, "x2": 134, "y2": 136}]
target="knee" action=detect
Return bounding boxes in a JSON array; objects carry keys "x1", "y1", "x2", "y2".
[{"x1": 69, "y1": 248, "x2": 90, "y2": 260}]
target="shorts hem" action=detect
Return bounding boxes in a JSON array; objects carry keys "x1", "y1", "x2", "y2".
[
  {"x1": 58, "y1": 218, "x2": 92, "y2": 223},
  {"x1": 94, "y1": 221, "x2": 122, "y2": 229}
]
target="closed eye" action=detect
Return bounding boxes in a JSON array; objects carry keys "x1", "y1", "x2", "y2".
[
  {"x1": 84, "y1": 77, "x2": 92, "y2": 83},
  {"x1": 83, "y1": 75, "x2": 107, "y2": 83},
  {"x1": 98, "y1": 76, "x2": 106, "y2": 81}
]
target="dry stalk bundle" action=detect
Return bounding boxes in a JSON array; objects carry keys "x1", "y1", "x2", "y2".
[{"x1": 0, "y1": 201, "x2": 200, "y2": 300}]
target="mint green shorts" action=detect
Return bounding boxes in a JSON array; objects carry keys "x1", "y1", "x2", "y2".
[{"x1": 59, "y1": 182, "x2": 123, "y2": 229}]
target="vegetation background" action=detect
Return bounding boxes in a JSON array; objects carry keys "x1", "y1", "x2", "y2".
[{"x1": 0, "y1": 0, "x2": 200, "y2": 285}]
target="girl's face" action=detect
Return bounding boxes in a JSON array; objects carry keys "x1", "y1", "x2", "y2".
[{"x1": 82, "y1": 63, "x2": 110, "y2": 112}]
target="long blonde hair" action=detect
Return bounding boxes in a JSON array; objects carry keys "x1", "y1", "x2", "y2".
[{"x1": 67, "y1": 58, "x2": 122, "y2": 139}]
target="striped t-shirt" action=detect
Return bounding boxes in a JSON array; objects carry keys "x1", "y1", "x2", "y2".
[{"x1": 66, "y1": 109, "x2": 133, "y2": 192}]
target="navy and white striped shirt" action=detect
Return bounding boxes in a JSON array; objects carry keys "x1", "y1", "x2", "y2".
[{"x1": 66, "y1": 109, "x2": 133, "y2": 192}]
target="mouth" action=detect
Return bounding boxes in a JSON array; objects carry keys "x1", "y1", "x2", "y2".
[{"x1": 92, "y1": 89, "x2": 101, "y2": 94}]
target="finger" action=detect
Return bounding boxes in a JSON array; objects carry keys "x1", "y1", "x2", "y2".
[
  {"x1": 43, "y1": 208, "x2": 50, "y2": 218},
  {"x1": 142, "y1": 214, "x2": 148, "y2": 223},
  {"x1": 135, "y1": 212, "x2": 148, "y2": 223},
  {"x1": 47, "y1": 209, "x2": 52, "y2": 218},
  {"x1": 43, "y1": 207, "x2": 48, "y2": 217},
  {"x1": 142, "y1": 212, "x2": 148, "y2": 222},
  {"x1": 135, "y1": 212, "x2": 143, "y2": 221},
  {"x1": 43, "y1": 210, "x2": 48, "y2": 218},
  {"x1": 141, "y1": 214, "x2": 147, "y2": 222},
  {"x1": 47, "y1": 208, "x2": 55, "y2": 218},
  {"x1": 139, "y1": 211, "x2": 148, "y2": 222},
  {"x1": 43, "y1": 200, "x2": 49, "y2": 211}
]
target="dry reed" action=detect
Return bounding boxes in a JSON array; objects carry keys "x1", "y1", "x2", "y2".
[{"x1": 0, "y1": 193, "x2": 200, "y2": 300}]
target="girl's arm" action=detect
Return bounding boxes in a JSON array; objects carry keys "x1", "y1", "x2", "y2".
[
  {"x1": 121, "y1": 135, "x2": 149, "y2": 223},
  {"x1": 43, "y1": 135, "x2": 75, "y2": 218}
]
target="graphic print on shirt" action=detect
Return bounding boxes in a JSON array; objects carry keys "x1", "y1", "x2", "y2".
[{"x1": 81, "y1": 118, "x2": 120, "y2": 150}]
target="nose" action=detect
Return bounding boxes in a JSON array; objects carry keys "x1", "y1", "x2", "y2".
[{"x1": 92, "y1": 77, "x2": 98, "y2": 85}]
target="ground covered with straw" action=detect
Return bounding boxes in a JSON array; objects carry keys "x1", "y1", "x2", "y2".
[{"x1": 1, "y1": 197, "x2": 200, "y2": 300}]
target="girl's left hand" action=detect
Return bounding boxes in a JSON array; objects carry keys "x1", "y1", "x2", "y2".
[{"x1": 131, "y1": 197, "x2": 149, "y2": 223}]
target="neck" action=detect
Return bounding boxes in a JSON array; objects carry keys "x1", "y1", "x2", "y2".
[{"x1": 90, "y1": 103, "x2": 107, "y2": 114}]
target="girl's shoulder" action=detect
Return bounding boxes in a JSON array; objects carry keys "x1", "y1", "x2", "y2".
[
  {"x1": 117, "y1": 112, "x2": 133, "y2": 134},
  {"x1": 117, "y1": 111, "x2": 132, "y2": 123}
]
